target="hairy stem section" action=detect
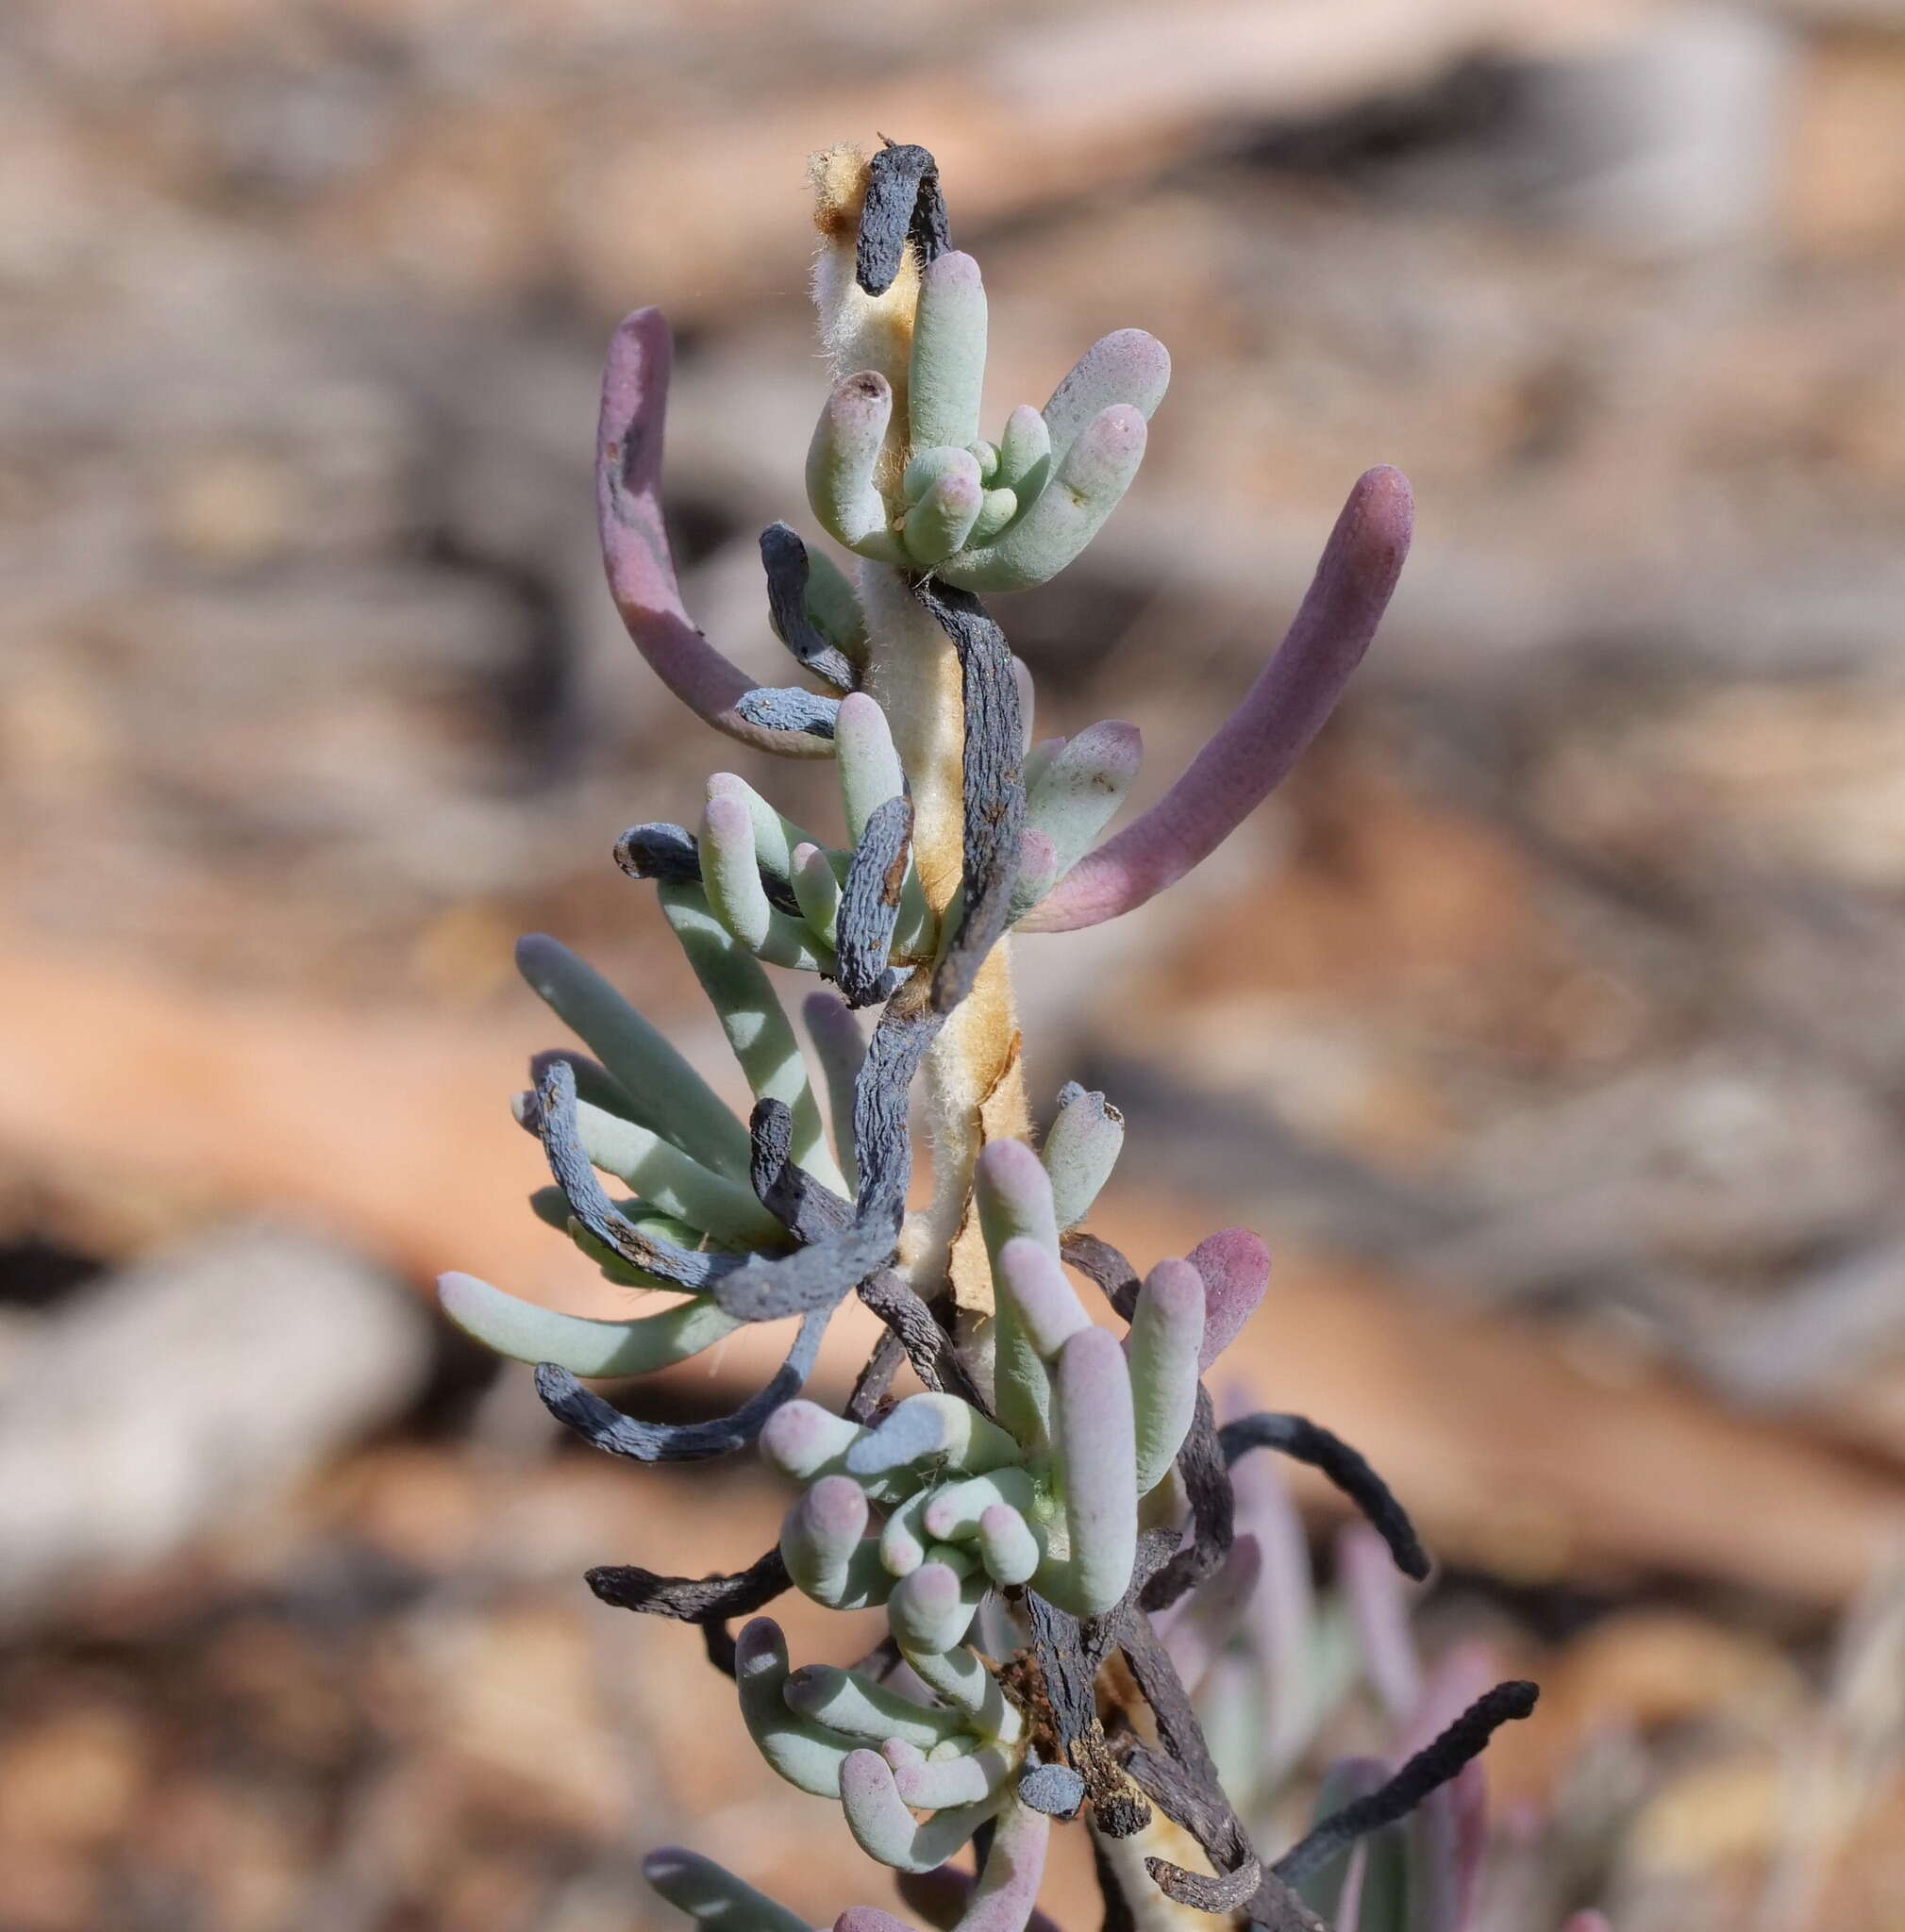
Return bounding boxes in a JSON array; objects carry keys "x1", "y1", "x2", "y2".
[
  {"x1": 859, "y1": 565, "x2": 1031, "y2": 1360},
  {"x1": 1092, "y1": 1817, "x2": 1227, "y2": 1932}
]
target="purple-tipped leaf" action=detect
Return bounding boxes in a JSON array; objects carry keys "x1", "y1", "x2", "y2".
[
  {"x1": 903, "y1": 451, "x2": 985, "y2": 566},
  {"x1": 922, "y1": 1467, "x2": 1038, "y2": 1542},
  {"x1": 700, "y1": 792, "x2": 775, "y2": 954},
  {"x1": 879, "y1": 1489, "x2": 934, "y2": 1578},
  {"x1": 888, "y1": 1559, "x2": 981, "y2": 1655},
  {"x1": 1044, "y1": 1326, "x2": 1137, "y2": 1616},
  {"x1": 1041, "y1": 328, "x2": 1171, "y2": 462},
  {"x1": 974, "y1": 1138, "x2": 1061, "y2": 1257},
  {"x1": 809, "y1": 371, "x2": 904, "y2": 561},
  {"x1": 782, "y1": 1475, "x2": 885, "y2": 1609},
  {"x1": 835, "y1": 691, "x2": 908, "y2": 843},
  {"x1": 1022, "y1": 466, "x2": 1414, "y2": 931},
  {"x1": 735, "y1": 1618, "x2": 859, "y2": 1797},
  {"x1": 992, "y1": 1234, "x2": 1088, "y2": 1451},
  {"x1": 839, "y1": 1750, "x2": 999, "y2": 1873},
  {"x1": 597, "y1": 309, "x2": 832, "y2": 757},
  {"x1": 995, "y1": 1237, "x2": 1092, "y2": 1363},
  {"x1": 760, "y1": 1397, "x2": 862, "y2": 1482},
  {"x1": 1127, "y1": 1257, "x2": 1205, "y2": 1494},
  {"x1": 792, "y1": 841, "x2": 844, "y2": 950},
  {"x1": 977, "y1": 1503, "x2": 1043, "y2": 1587},
  {"x1": 976, "y1": 1140, "x2": 1066, "y2": 1447},
  {"x1": 707, "y1": 769, "x2": 826, "y2": 883},
  {"x1": 1191, "y1": 1229, "x2": 1271, "y2": 1370}
]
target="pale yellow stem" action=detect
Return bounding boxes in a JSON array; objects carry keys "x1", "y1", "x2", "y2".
[
  {"x1": 811, "y1": 151, "x2": 1030, "y2": 1355},
  {"x1": 858, "y1": 564, "x2": 1030, "y2": 1362}
]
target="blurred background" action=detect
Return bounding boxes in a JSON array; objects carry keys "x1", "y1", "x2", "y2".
[{"x1": 5, "y1": 0, "x2": 1905, "y2": 1926}]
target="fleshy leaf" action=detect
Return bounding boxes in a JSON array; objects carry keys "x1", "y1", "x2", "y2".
[
  {"x1": 942, "y1": 405, "x2": 1147, "y2": 593},
  {"x1": 781, "y1": 1475, "x2": 884, "y2": 1609},
  {"x1": 1127, "y1": 1257, "x2": 1205, "y2": 1495},
  {"x1": 1191, "y1": 1228, "x2": 1271, "y2": 1370},
  {"x1": 783, "y1": 1664, "x2": 964, "y2": 1750},
  {"x1": 839, "y1": 1750, "x2": 996, "y2": 1873},
  {"x1": 809, "y1": 371, "x2": 904, "y2": 561},
  {"x1": 1023, "y1": 466, "x2": 1414, "y2": 931},
  {"x1": 902, "y1": 451, "x2": 985, "y2": 566},
  {"x1": 659, "y1": 884, "x2": 844, "y2": 1191},
  {"x1": 736, "y1": 1618, "x2": 860, "y2": 1797},
  {"x1": 643, "y1": 1847, "x2": 815, "y2": 1932},
  {"x1": 887, "y1": 1561, "x2": 983, "y2": 1657},
  {"x1": 515, "y1": 933, "x2": 751, "y2": 1183},
  {"x1": 1043, "y1": 1326, "x2": 1138, "y2": 1617},
  {"x1": 1040, "y1": 328, "x2": 1172, "y2": 464},
  {"x1": 1040, "y1": 1086, "x2": 1125, "y2": 1231},
  {"x1": 1024, "y1": 722, "x2": 1142, "y2": 878},
  {"x1": 596, "y1": 308, "x2": 832, "y2": 756},
  {"x1": 436, "y1": 1271, "x2": 742, "y2": 1377},
  {"x1": 883, "y1": 1736, "x2": 1016, "y2": 1810},
  {"x1": 910, "y1": 252, "x2": 988, "y2": 453}
]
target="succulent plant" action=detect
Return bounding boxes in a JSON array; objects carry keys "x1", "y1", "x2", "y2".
[{"x1": 439, "y1": 140, "x2": 1598, "y2": 1932}]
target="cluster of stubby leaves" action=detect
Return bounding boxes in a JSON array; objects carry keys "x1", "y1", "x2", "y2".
[{"x1": 441, "y1": 143, "x2": 1563, "y2": 1932}]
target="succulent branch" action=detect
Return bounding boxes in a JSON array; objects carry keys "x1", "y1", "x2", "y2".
[{"x1": 439, "y1": 141, "x2": 1596, "y2": 1932}]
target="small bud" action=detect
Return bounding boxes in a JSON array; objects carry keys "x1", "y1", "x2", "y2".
[
  {"x1": 944, "y1": 405, "x2": 1147, "y2": 593},
  {"x1": 1041, "y1": 1085, "x2": 1126, "y2": 1229},
  {"x1": 995, "y1": 402, "x2": 1052, "y2": 493},
  {"x1": 901, "y1": 449, "x2": 984, "y2": 565}
]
